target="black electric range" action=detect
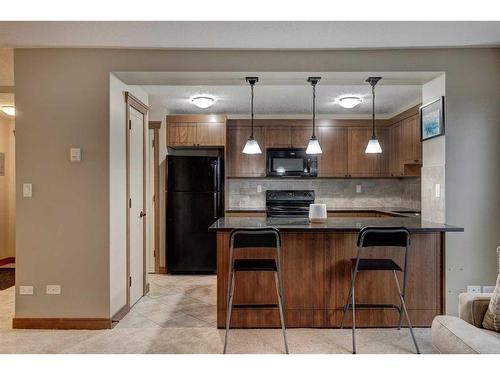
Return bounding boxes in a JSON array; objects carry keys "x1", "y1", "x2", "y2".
[{"x1": 265, "y1": 190, "x2": 315, "y2": 218}]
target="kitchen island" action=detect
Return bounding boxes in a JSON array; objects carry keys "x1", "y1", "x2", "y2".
[{"x1": 209, "y1": 216, "x2": 463, "y2": 328}]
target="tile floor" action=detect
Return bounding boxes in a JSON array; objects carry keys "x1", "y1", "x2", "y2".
[{"x1": 0, "y1": 274, "x2": 433, "y2": 354}]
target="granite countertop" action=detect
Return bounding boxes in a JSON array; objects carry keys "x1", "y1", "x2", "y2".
[
  {"x1": 225, "y1": 207, "x2": 421, "y2": 217},
  {"x1": 209, "y1": 216, "x2": 463, "y2": 233}
]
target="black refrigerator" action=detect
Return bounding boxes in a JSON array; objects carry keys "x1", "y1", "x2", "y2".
[{"x1": 167, "y1": 156, "x2": 224, "y2": 274}]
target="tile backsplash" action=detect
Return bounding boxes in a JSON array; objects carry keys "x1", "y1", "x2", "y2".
[{"x1": 227, "y1": 178, "x2": 421, "y2": 210}]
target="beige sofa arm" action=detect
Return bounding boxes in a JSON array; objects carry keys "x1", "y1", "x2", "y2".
[{"x1": 458, "y1": 292, "x2": 492, "y2": 327}]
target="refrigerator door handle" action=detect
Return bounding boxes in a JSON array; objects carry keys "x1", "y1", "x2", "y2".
[
  {"x1": 212, "y1": 160, "x2": 218, "y2": 192},
  {"x1": 213, "y1": 192, "x2": 218, "y2": 220}
]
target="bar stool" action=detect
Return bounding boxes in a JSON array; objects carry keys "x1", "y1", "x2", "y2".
[
  {"x1": 340, "y1": 226, "x2": 420, "y2": 354},
  {"x1": 223, "y1": 227, "x2": 289, "y2": 354}
]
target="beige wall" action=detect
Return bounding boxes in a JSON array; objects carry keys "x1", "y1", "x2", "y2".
[
  {"x1": 0, "y1": 116, "x2": 15, "y2": 260},
  {"x1": 14, "y1": 48, "x2": 500, "y2": 319}
]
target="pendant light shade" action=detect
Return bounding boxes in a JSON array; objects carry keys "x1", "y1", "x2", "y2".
[
  {"x1": 365, "y1": 137, "x2": 382, "y2": 153},
  {"x1": 242, "y1": 136, "x2": 262, "y2": 154},
  {"x1": 306, "y1": 136, "x2": 322, "y2": 154},
  {"x1": 306, "y1": 77, "x2": 322, "y2": 155},
  {"x1": 242, "y1": 77, "x2": 262, "y2": 155},
  {"x1": 365, "y1": 77, "x2": 383, "y2": 154}
]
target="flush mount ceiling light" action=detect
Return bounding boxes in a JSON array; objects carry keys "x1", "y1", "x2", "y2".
[
  {"x1": 242, "y1": 77, "x2": 262, "y2": 155},
  {"x1": 338, "y1": 96, "x2": 363, "y2": 109},
  {"x1": 1, "y1": 106, "x2": 15, "y2": 116},
  {"x1": 191, "y1": 96, "x2": 215, "y2": 109},
  {"x1": 365, "y1": 77, "x2": 383, "y2": 154},
  {"x1": 306, "y1": 77, "x2": 322, "y2": 155}
]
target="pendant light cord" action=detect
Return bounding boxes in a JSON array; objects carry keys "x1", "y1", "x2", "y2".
[
  {"x1": 312, "y1": 82, "x2": 316, "y2": 137},
  {"x1": 371, "y1": 84, "x2": 375, "y2": 137},
  {"x1": 250, "y1": 81, "x2": 254, "y2": 137}
]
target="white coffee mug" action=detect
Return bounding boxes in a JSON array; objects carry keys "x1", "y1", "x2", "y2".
[{"x1": 309, "y1": 203, "x2": 327, "y2": 223}]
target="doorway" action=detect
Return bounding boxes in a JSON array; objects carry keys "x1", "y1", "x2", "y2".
[{"x1": 125, "y1": 92, "x2": 148, "y2": 307}]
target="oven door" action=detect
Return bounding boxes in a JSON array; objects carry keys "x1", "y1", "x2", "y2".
[{"x1": 266, "y1": 148, "x2": 316, "y2": 177}]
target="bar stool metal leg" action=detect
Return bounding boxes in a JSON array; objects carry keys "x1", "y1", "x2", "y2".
[
  {"x1": 393, "y1": 271, "x2": 420, "y2": 354},
  {"x1": 351, "y1": 279, "x2": 356, "y2": 354},
  {"x1": 274, "y1": 271, "x2": 289, "y2": 354},
  {"x1": 223, "y1": 270, "x2": 235, "y2": 354},
  {"x1": 340, "y1": 266, "x2": 355, "y2": 329}
]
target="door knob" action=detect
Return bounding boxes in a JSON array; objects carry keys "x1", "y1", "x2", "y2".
[{"x1": 140, "y1": 211, "x2": 146, "y2": 218}]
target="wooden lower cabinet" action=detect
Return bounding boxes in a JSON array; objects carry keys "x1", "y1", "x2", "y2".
[{"x1": 217, "y1": 231, "x2": 443, "y2": 328}]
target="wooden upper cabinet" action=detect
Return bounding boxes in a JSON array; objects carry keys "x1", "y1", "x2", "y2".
[
  {"x1": 166, "y1": 115, "x2": 226, "y2": 148},
  {"x1": 265, "y1": 126, "x2": 291, "y2": 148},
  {"x1": 167, "y1": 123, "x2": 197, "y2": 147},
  {"x1": 389, "y1": 123, "x2": 404, "y2": 177},
  {"x1": 317, "y1": 127, "x2": 348, "y2": 177},
  {"x1": 401, "y1": 114, "x2": 422, "y2": 164},
  {"x1": 291, "y1": 127, "x2": 313, "y2": 148},
  {"x1": 196, "y1": 122, "x2": 225, "y2": 146},
  {"x1": 226, "y1": 126, "x2": 266, "y2": 177},
  {"x1": 347, "y1": 128, "x2": 385, "y2": 177}
]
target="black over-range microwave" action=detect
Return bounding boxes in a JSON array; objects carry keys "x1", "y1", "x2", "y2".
[{"x1": 266, "y1": 148, "x2": 318, "y2": 177}]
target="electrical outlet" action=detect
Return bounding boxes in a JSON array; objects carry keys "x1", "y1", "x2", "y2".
[
  {"x1": 23, "y1": 183, "x2": 33, "y2": 198},
  {"x1": 483, "y1": 286, "x2": 496, "y2": 293},
  {"x1": 356, "y1": 184, "x2": 362, "y2": 194},
  {"x1": 46, "y1": 285, "x2": 61, "y2": 295},
  {"x1": 467, "y1": 285, "x2": 481, "y2": 293},
  {"x1": 19, "y1": 286, "x2": 34, "y2": 295},
  {"x1": 435, "y1": 183, "x2": 441, "y2": 198},
  {"x1": 257, "y1": 185, "x2": 262, "y2": 193}
]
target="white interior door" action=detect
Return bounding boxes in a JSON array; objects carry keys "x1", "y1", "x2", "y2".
[{"x1": 129, "y1": 107, "x2": 145, "y2": 306}]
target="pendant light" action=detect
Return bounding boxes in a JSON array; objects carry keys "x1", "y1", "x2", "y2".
[
  {"x1": 242, "y1": 77, "x2": 262, "y2": 154},
  {"x1": 365, "y1": 76, "x2": 383, "y2": 154},
  {"x1": 306, "y1": 77, "x2": 322, "y2": 155}
]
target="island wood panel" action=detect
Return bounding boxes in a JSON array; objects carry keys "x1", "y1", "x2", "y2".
[
  {"x1": 226, "y1": 126, "x2": 266, "y2": 177},
  {"x1": 317, "y1": 127, "x2": 348, "y2": 177},
  {"x1": 217, "y1": 231, "x2": 443, "y2": 328},
  {"x1": 324, "y1": 232, "x2": 441, "y2": 327},
  {"x1": 217, "y1": 231, "x2": 325, "y2": 328},
  {"x1": 196, "y1": 122, "x2": 226, "y2": 146}
]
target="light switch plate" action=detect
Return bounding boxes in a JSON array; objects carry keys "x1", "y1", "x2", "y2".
[
  {"x1": 467, "y1": 285, "x2": 481, "y2": 293},
  {"x1": 435, "y1": 183, "x2": 441, "y2": 198},
  {"x1": 356, "y1": 184, "x2": 362, "y2": 193},
  {"x1": 257, "y1": 185, "x2": 262, "y2": 193},
  {"x1": 46, "y1": 285, "x2": 61, "y2": 295},
  {"x1": 19, "y1": 286, "x2": 34, "y2": 295},
  {"x1": 23, "y1": 183, "x2": 33, "y2": 198},
  {"x1": 70, "y1": 148, "x2": 81, "y2": 162}
]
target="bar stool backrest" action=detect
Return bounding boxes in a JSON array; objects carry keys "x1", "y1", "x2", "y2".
[
  {"x1": 230, "y1": 227, "x2": 281, "y2": 249},
  {"x1": 357, "y1": 226, "x2": 410, "y2": 248}
]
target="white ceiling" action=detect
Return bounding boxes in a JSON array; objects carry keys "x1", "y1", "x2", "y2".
[
  {"x1": 144, "y1": 84, "x2": 422, "y2": 117},
  {"x1": 0, "y1": 21, "x2": 499, "y2": 49}
]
